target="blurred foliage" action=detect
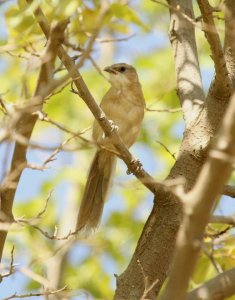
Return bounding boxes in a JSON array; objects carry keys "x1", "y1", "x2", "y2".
[{"x1": 0, "y1": 0, "x2": 235, "y2": 299}]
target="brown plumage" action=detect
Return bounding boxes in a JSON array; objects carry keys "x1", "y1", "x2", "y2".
[{"x1": 76, "y1": 63, "x2": 145, "y2": 234}]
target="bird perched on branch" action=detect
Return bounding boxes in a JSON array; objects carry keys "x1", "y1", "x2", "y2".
[{"x1": 76, "y1": 63, "x2": 145, "y2": 234}]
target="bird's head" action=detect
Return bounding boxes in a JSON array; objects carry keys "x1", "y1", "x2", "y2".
[{"x1": 104, "y1": 63, "x2": 139, "y2": 89}]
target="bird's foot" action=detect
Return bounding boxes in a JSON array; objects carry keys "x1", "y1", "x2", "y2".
[
  {"x1": 127, "y1": 159, "x2": 143, "y2": 175},
  {"x1": 102, "y1": 119, "x2": 119, "y2": 139},
  {"x1": 108, "y1": 119, "x2": 119, "y2": 132}
]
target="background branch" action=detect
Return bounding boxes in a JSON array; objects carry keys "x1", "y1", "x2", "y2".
[
  {"x1": 187, "y1": 267, "x2": 235, "y2": 300},
  {"x1": 0, "y1": 21, "x2": 68, "y2": 260},
  {"x1": 210, "y1": 214, "x2": 235, "y2": 225},
  {"x1": 223, "y1": 184, "x2": 235, "y2": 198},
  {"x1": 1, "y1": 286, "x2": 68, "y2": 300}
]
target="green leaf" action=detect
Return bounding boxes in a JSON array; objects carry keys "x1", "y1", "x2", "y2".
[{"x1": 110, "y1": 3, "x2": 149, "y2": 31}]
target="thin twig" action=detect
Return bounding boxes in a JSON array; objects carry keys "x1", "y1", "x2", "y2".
[
  {"x1": 16, "y1": 219, "x2": 77, "y2": 241},
  {"x1": 89, "y1": 56, "x2": 107, "y2": 79},
  {"x1": 155, "y1": 140, "x2": 176, "y2": 160},
  {"x1": 0, "y1": 246, "x2": 15, "y2": 281},
  {"x1": 16, "y1": 195, "x2": 78, "y2": 240},
  {"x1": 146, "y1": 107, "x2": 182, "y2": 113},
  {"x1": 202, "y1": 242, "x2": 223, "y2": 274},
  {"x1": 37, "y1": 112, "x2": 91, "y2": 144},
  {"x1": 1, "y1": 286, "x2": 68, "y2": 300},
  {"x1": 36, "y1": 191, "x2": 52, "y2": 219},
  {"x1": 19, "y1": 266, "x2": 50, "y2": 286},
  {"x1": 197, "y1": 0, "x2": 231, "y2": 97},
  {"x1": 97, "y1": 33, "x2": 136, "y2": 43},
  {"x1": 137, "y1": 259, "x2": 159, "y2": 300}
]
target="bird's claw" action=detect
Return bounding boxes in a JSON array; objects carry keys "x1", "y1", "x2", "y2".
[
  {"x1": 126, "y1": 159, "x2": 143, "y2": 175},
  {"x1": 101, "y1": 119, "x2": 119, "y2": 139},
  {"x1": 108, "y1": 119, "x2": 119, "y2": 132}
]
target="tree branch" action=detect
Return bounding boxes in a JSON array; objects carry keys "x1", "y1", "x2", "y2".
[
  {"x1": 0, "y1": 246, "x2": 15, "y2": 282},
  {"x1": 187, "y1": 268, "x2": 235, "y2": 300},
  {"x1": 1, "y1": 286, "x2": 68, "y2": 300},
  {"x1": 210, "y1": 214, "x2": 235, "y2": 225},
  {"x1": 160, "y1": 92, "x2": 235, "y2": 300},
  {"x1": 223, "y1": 184, "x2": 235, "y2": 198},
  {"x1": 197, "y1": 0, "x2": 231, "y2": 99},
  {"x1": 166, "y1": 0, "x2": 205, "y2": 128}
]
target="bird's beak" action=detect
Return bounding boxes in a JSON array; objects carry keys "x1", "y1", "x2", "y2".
[{"x1": 104, "y1": 66, "x2": 117, "y2": 74}]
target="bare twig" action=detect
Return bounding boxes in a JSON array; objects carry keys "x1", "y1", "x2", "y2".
[
  {"x1": 1, "y1": 286, "x2": 68, "y2": 300},
  {"x1": 14, "y1": 190, "x2": 78, "y2": 240},
  {"x1": 16, "y1": 218, "x2": 77, "y2": 241},
  {"x1": 97, "y1": 33, "x2": 136, "y2": 43},
  {"x1": 197, "y1": 0, "x2": 231, "y2": 98},
  {"x1": 19, "y1": 266, "x2": 50, "y2": 286},
  {"x1": 202, "y1": 242, "x2": 223, "y2": 274},
  {"x1": 41, "y1": 134, "x2": 79, "y2": 167},
  {"x1": 89, "y1": 56, "x2": 107, "y2": 79},
  {"x1": 44, "y1": 79, "x2": 72, "y2": 99},
  {"x1": 0, "y1": 246, "x2": 15, "y2": 282},
  {"x1": 146, "y1": 107, "x2": 182, "y2": 113},
  {"x1": 155, "y1": 140, "x2": 176, "y2": 160},
  {"x1": 137, "y1": 259, "x2": 159, "y2": 300},
  {"x1": 206, "y1": 224, "x2": 232, "y2": 238},
  {"x1": 210, "y1": 214, "x2": 235, "y2": 225},
  {"x1": 5, "y1": 51, "x2": 29, "y2": 60},
  {"x1": 36, "y1": 111, "x2": 91, "y2": 144},
  {"x1": 4, "y1": 129, "x2": 90, "y2": 152},
  {"x1": 35, "y1": 191, "x2": 52, "y2": 219}
]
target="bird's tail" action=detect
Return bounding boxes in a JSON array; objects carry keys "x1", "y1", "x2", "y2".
[{"x1": 76, "y1": 150, "x2": 116, "y2": 234}]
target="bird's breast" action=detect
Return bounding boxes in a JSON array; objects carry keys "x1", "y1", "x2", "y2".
[{"x1": 97, "y1": 92, "x2": 144, "y2": 148}]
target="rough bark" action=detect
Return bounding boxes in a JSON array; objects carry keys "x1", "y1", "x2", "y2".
[{"x1": 161, "y1": 92, "x2": 235, "y2": 300}]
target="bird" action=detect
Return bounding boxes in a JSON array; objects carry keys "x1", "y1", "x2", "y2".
[{"x1": 76, "y1": 63, "x2": 145, "y2": 234}]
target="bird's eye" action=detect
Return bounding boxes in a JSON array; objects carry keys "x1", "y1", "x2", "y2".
[{"x1": 119, "y1": 66, "x2": 126, "y2": 72}]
